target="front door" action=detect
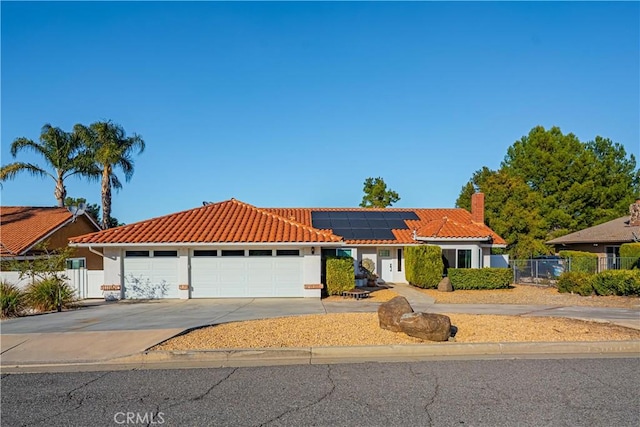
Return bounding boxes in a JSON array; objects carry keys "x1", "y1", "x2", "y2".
[{"x1": 381, "y1": 258, "x2": 393, "y2": 283}]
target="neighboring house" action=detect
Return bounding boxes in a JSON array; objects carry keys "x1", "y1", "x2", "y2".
[
  {"x1": 0, "y1": 206, "x2": 104, "y2": 296},
  {"x1": 69, "y1": 193, "x2": 506, "y2": 299},
  {"x1": 546, "y1": 199, "x2": 640, "y2": 269}
]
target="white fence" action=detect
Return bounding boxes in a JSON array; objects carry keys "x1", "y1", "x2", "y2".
[{"x1": 1, "y1": 269, "x2": 104, "y2": 299}]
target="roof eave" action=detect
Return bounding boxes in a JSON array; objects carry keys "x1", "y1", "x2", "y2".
[{"x1": 69, "y1": 241, "x2": 344, "y2": 247}]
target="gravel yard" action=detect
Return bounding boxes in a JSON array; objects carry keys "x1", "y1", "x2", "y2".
[
  {"x1": 155, "y1": 312, "x2": 640, "y2": 351},
  {"x1": 419, "y1": 284, "x2": 640, "y2": 308},
  {"x1": 154, "y1": 285, "x2": 640, "y2": 351}
]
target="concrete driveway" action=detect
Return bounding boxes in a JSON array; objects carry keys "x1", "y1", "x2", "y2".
[{"x1": 0, "y1": 298, "x2": 328, "y2": 365}]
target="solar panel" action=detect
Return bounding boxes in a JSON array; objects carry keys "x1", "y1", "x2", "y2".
[
  {"x1": 351, "y1": 229, "x2": 375, "y2": 239},
  {"x1": 386, "y1": 219, "x2": 408, "y2": 229},
  {"x1": 311, "y1": 209, "x2": 416, "y2": 241},
  {"x1": 311, "y1": 211, "x2": 331, "y2": 219},
  {"x1": 331, "y1": 219, "x2": 350, "y2": 228},
  {"x1": 373, "y1": 229, "x2": 396, "y2": 239},
  {"x1": 367, "y1": 219, "x2": 388, "y2": 229},
  {"x1": 349, "y1": 219, "x2": 369, "y2": 228},
  {"x1": 328, "y1": 211, "x2": 350, "y2": 219},
  {"x1": 311, "y1": 218, "x2": 332, "y2": 229},
  {"x1": 364, "y1": 211, "x2": 385, "y2": 219}
]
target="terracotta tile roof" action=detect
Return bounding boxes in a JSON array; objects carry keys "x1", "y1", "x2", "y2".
[
  {"x1": 70, "y1": 199, "x2": 343, "y2": 245},
  {"x1": 547, "y1": 216, "x2": 640, "y2": 245},
  {"x1": 1, "y1": 206, "x2": 74, "y2": 256},
  {"x1": 264, "y1": 207, "x2": 506, "y2": 245}
]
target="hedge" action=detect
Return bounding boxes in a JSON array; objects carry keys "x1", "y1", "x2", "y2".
[
  {"x1": 447, "y1": 268, "x2": 512, "y2": 290},
  {"x1": 557, "y1": 270, "x2": 640, "y2": 296},
  {"x1": 405, "y1": 245, "x2": 443, "y2": 289},
  {"x1": 620, "y1": 243, "x2": 640, "y2": 270},
  {"x1": 326, "y1": 257, "x2": 355, "y2": 295},
  {"x1": 557, "y1": 272, "x2": 594, "y2": 296},
  {"x1": 558, "y1": 250, "x2": 598, "y2": 274},
  {"x1": 591, "y1": 270, "x2": 640, "y2": 296}
]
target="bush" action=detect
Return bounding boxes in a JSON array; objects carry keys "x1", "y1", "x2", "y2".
[
  {"x1": 448, "y1": 268, "x2": 512, "y2": 290},
  {"x1": 1, "y1": 281, "x2": 26, "y2": 318},
  {"x1": 620, "y1": 243, "x2": 640, "y2": 269},
  {"x1": 591, "y1": 270, "x2": 640, "y2": 296},
  {"x1": 326, "y1": 257, "x2": 355, "y2": 296},
  {"x1": 557, "y1": 272, "x2": 594, "y2": 296},
  {"x1": 405, "y1": 245, "x2": 444, "y2": 289},
  {"x1": 558, "y1": 250, "x2": 598, "y2": 274},
  {"x1": 25, "y1": 277, "x2": 76, "y2": 312}
]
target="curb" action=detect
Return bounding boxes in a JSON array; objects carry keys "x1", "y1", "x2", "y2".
[
  {"x1": 2, "y1": 341, "x2": 638, "y2": 373},
  {"x1": 108, "y1": 340, "x2": 640, "y2": 366}
]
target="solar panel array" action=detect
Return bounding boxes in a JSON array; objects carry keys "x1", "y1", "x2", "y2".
[{"x1": 310, "y1": 210, "x2": 419, "y2": 240}]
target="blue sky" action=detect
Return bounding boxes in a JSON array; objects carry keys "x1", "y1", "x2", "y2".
[{"x1": 2, "y1": 1, "x2": 639, "y2": 225}]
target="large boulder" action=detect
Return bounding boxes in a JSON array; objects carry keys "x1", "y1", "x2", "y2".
[
  {"x1": 399, "y1": 312, "x2": 452, "y2": 342},
  {"x1": 437, "y1": 277, "x2": 453, "y2": 292},
  {"x1": 378, "y1": 296, "x2": 414, "y2": 332}
]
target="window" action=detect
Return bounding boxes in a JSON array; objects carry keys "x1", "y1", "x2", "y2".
[
  {"x1": 126, "y1": 251, "x2": 149, "y2": 257},
  {"x1": 154, "y1": 250, "x2": 178, "y2": 257},
  {"x1": 336, "y1": 249, "x2": 352, "y2": 257},
  {"x1": 221, "y1": 250, "x2": 245, "y2": 257},
  {"x1": 194, "y1": 250, "x2": 217, "y2": 257},
  {"x1": 397, "y1": 249, "x2": 402, "y2": 272},
  {"x1": 66, "y1": 258, "x2": 86, "y2": 269},
  {"x1": 277, "y1": 249, "x2": 300, "y2": 256},
  {"x1": 457, "y1": 249, "x2": 472, "y2": 269},
  {"x1": 249, "y1": 249, "x2": 272, "y2": 256},
  {"x1": 378, "y1": 249, "x2": 390, "y2": 257}
]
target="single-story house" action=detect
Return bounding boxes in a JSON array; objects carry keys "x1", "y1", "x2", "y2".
[
  {"x1": 546, "y1": 199, "x2": 640, "y2": 269},
  {"x1": 0, "y1": 206, "x2": 103, "y2": 295},
  {"x1": 69, "y1": 193, "x2": 506, "y2": 299}
]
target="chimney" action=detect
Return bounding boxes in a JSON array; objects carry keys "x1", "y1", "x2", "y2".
[
  {"x1": 630, "y1": 199, "x2": 640, "y2": 226},
  {"x1": 471, "y1": 192, "x2": 485, "y2": 224}
]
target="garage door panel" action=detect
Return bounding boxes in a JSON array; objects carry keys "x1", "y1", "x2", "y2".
[
  {"x1": 124, "y1": 257, "x2": 179, "y2": 299},
  {"x1": 191, "y1": 255, "x2": 303, "y2": 298}
]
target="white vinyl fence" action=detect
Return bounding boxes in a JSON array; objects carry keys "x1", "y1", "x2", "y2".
[{"x1": 1, "y1": 269, "x2": 104, "y2": 299}]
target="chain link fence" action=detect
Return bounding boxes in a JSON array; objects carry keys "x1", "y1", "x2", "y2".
[{"x1": 512, "y1": 257, "x2": 639, "y2": 286}]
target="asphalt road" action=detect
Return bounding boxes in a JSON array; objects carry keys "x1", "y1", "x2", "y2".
[{"x1": 2, "y1": 358, "x2": 639, "y2": 426}]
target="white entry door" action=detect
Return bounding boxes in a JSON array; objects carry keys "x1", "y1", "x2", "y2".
[{"x1": 381, "y1": 258, "x2": 394, "y2": 282}]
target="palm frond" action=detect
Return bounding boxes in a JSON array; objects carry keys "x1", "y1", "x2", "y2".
[
  {"x1": 10, "y1": 138, "x2": 47, "y2": 158},
  {"x1": 0, "y1": 162, "x2": 51, "y2": 182}
]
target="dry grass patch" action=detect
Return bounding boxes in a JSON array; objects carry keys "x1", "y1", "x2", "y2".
[
  {"x1": 419, "y1": 284, "x2": 640, "y2": 308},
  {"x1": 154, "y1": 312, "x2": 640, "y2": 351}
]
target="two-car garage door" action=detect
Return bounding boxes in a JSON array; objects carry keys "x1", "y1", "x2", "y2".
[{"x1": 190, "y1": 256, "x2": 303, "y2": 298}]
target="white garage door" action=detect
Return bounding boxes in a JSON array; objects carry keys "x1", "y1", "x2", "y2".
[
  {"x1": 191, "y1": 256, "x2": 303, "y2": 298},
  {"x1": 124, "y1": 256, "x2": 179, "y2": 299}
]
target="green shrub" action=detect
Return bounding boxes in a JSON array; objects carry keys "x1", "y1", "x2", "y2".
[
  {"x1": 25, "y1": 277, "x2": 76, "y2": 312},
  {"x1": 557, "y1": 272, "x2": 594, "y2": 296},
  {"x1": 558, "y1": 250, "x2": 598, "y2": 274},
  {"x1": 326, "y1": 257, "x2": 355, "y2": 296},
  {"x1": 405, "y1": 245, "x2": 444, "y2": 289},
  {"x1": 591, "y1": 270, "x2": 640, "y2": 296},
  {"x1": 1, "y1": 281, "x2": 26, "y2": 318},
  {"x1": 448, "y1": 268, "x2": 512, "y2": 290},
  {"x1": 620, "y1": 243, "x2": 640, "y2": 269}
]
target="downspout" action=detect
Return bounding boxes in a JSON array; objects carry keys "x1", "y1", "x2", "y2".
[{"x1": 88, "y1": 246, "x2": 116, "y2": 260}]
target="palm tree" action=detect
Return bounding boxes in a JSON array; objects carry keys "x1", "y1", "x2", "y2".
[
  {"x1": 0, "y1": 124, "x2": 98, "y2": 207},
  {"x1": 75, "y1": 121, "x2": 145, "y2": 229}
]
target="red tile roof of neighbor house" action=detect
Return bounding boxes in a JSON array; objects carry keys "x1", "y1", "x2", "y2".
[
  {"x1": 70, "y1": 199, "x2": 506, "y2": 246},
  {"x1": 0, "y1": 206, "x2": 76, "y2": 256}
]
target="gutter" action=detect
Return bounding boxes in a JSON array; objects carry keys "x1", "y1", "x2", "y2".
[{"x1": 87, "y1": 245, "x2": 116, "y2": 260}]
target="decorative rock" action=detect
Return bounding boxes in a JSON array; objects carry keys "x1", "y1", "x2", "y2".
[
  {"x1": 399, "y1": 312, "x2": 452, "y2": 342},
  {"x1": 377, "y1": 296, "x2": 414, "y2": 332},
  {"x1": 437, "y1": 277, "x2": 453, "y2": 292}
]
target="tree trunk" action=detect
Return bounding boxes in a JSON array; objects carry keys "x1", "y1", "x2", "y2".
[
  {"x1": 101, "y1": 166, "x2": 112, "y2": 229},
  {"x1": 54, "y1": 174, "x2": 66, "y2": 207}
]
